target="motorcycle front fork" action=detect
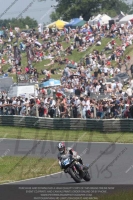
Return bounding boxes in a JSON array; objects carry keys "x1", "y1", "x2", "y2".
[{"x1": 64, "y1": 163, "x2": 83, "y2": 174}]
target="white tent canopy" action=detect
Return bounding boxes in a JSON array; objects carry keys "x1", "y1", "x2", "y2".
[
  {"x1": 91, "y1": 14, "x2": 102, "y2": 21},
  {"x1": 119, "y1": 14, "x2": 133, "y2": 24},
  {"x1": 89, "y1": 14, "x2": 111, "y2": 25},
  {"x1": 100, "y1": 14, "x2": 112, "y2": 24}
]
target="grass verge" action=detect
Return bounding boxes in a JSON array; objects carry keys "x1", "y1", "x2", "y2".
[
  {"x1": 0, "y1": 126, "x2": 133, "y2": 143},
  {"x1": 73, "y1": 190, "x2": 133, "y2": 200},
  {"x1": 0, "y1": 156, "x2": 60, "y2": 184},
  {"x1": 98, "y1": 190, "x2": 133, "y2": 200}
]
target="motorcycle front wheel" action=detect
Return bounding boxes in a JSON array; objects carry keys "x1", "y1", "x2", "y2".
[
  {"x1": 83, "y1": 171, "x2": 91, "y2": 182},
  {"x1": 69, "y1": 168, "x2": 81, "y2": 183}
]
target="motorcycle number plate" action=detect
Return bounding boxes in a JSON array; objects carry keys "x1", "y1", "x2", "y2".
[{"x1": 63, "y1": 158, "x2": 69, "y2": 166}]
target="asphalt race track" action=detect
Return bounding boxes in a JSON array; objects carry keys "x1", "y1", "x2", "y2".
[{"x1": 0, "y1": 139, "x2": 133, "y2": 185}]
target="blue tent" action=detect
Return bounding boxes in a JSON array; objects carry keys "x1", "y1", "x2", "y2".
[
  {"x1": 39, "y1": 79, "x2": 61, "y2": 88},
  {"x1": 65, "y1": 18, "x2": 82, "y2": 28}
]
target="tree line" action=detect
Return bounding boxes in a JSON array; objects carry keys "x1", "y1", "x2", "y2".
[
  {"x1": 50, "y1": 0, "x2": 133, "y2": 22},
  {"x1": 0, "y1": 16, "x2": 38, "y2": 29}
]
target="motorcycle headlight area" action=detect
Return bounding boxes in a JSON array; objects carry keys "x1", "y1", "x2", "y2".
[{"x1": 62, "y1": 158, "x2": 70, "y2": 165}]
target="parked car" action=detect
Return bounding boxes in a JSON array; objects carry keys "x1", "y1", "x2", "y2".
[{"x1": 115, "y1": 73, "x2": 130, "y2": 84}]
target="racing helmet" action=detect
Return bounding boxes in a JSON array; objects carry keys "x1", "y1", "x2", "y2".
[{"x1": 57, "y1": 142, "x2": 65, "y2": 154}]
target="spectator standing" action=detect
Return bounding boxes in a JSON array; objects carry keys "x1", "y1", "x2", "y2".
[{"x1": 130, "y1": 64, "x2": 133, "y2": 78}]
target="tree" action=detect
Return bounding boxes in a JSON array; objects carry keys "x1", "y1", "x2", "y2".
[
  {"x1": 0, "y1": 17, "x2": 38, "y2": 29},
  {"x1": 50, "y1": 12, "x2": 61, "y2": 22},
  {"x1": 49, "y1": 0, "x2": 131, "y2": 21}
]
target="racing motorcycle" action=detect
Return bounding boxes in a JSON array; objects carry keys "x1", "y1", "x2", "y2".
[{"x1": 60, "y1": 154, "x2": 91, "y2": 183}]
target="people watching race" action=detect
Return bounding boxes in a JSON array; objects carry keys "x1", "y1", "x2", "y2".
[{"x1": 0, "y1": 21, "x2": 133, "y2": 119}]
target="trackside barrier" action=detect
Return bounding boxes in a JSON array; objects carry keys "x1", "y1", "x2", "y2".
[{"x1": 0, "y1": 115, "x2": 133, "y2": 132}]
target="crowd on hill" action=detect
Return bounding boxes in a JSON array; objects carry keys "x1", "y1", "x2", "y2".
[{"x1": 0, "y1": 21, "x2": 133, "y2": 118}]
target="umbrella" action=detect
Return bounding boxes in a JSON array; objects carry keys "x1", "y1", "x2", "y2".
[{"x1": 39, "y1": 79, "x2": 61, "y2": 88}]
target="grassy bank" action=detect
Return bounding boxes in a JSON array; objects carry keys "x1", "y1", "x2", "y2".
[
  {"x1": 78, "y1": 190, "x2": 133, "y2": 200},
  {"x1": 0, "y1": 156, "x2": 60, "y2": 184},
  {"x1": 0, "y1": 126, "x2": 133, "y2": 143},
  {"x1": 98, "y1": 190, "x2": 133, "y2": 200},
  {"x1": 3, "y1": 35, "x2": 131, "y2": 82}
]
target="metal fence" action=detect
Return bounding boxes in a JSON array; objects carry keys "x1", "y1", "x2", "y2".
[{"x1": 0, "y1": 115, "x2": 133, "y2": 132}]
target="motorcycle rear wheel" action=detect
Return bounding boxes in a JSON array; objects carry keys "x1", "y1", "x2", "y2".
[{"x1": 69, "y1": 168, "x2": 81, "y2": 183}]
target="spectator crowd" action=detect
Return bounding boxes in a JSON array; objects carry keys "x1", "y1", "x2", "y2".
[{"x1": 0, "y1": 20, "x2": 133, "y2": 119}]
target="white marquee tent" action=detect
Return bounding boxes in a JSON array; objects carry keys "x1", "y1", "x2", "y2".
[
  {"x1": 119, "y1": 14, "x2": 133, "y2": 24},
  {"x1": 91, "y1": 14, "x2": 102, "y2": 21},
  {"x1": 89, "y1": 14, "x2": 111, "y2": 25},
  {"x1": 100, "y1": 14, "x2": 112, "y2": 24}
]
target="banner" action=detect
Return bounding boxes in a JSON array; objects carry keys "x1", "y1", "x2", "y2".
[{"x1": 0, "y1": 185, "x2": 132, "y2": 200}]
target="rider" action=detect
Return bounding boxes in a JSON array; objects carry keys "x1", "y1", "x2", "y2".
[{"x1": 57, "y1": 142, "x2": 84, "y2": 169}]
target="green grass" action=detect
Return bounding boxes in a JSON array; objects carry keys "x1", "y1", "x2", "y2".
[
  {"x1": 1, "y1": 36, "x2": 121, "y2": 82},
  {"x1": 0, "y1": 126, "x2": 133, "y2": 143},
  {"x1": 2, "y1": 34, "x2": 133, "y2": 83},
  {"x1": 0, "y1": 156, "x2": 60, "y2": 184},
  {"x1": 98, "y1": 190, "x2": 133, "y2": 200},
  {"x1": 78, "y1": 190, "x2": 133, "y2": 200}
]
